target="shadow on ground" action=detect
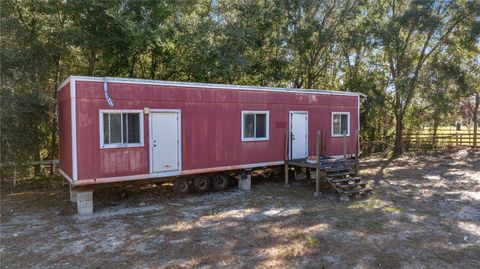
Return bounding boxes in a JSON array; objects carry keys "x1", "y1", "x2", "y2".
[{"x1": 1, "y1": 148, "x2": 479, "y2": 268}]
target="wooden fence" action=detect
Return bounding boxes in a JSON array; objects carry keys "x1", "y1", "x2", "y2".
[
  {"x1": 1, "y1": 159, "x2": 59, "y2": 190},
  {"x1": 361, "y1": 131, "x2": 478, "y2": 155},
  {"x1": 404, "y1": 132, "x2": 477, "y2": 149}
]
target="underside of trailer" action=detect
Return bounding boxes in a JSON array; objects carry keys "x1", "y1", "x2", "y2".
[{"x1": 68, "y1": 131, "x2": 370, "y2": 215}]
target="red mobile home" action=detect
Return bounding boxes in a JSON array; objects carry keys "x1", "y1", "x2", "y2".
[{"x1": 58, "y1": 76, "x2": 361, "y2": 212}]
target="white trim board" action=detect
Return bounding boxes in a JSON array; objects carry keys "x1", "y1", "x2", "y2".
[
  {"x1": 71, "y1": 78, "x2": 78, "y2": 181},
  {"x1": 71, "y1": 160, "x2": 285, "y2": 186},
  {"x1": 357, "y1": 95, "x2": 360, "y2": 154},
  {"x1": 57, "y1": 76, "x2": 364, "y2": 97}
]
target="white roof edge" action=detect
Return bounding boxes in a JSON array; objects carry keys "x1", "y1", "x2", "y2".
[
  {"x1": 57, "y1": 76, "x2": 72, "y2": 91},
  {"x1": 57, "y1": 75, "x2": 364, "y2": 97}
]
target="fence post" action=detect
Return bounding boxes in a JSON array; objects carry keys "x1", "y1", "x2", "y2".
[
  {"x1": 460, "y1": 134, "x2": 463, "y2": 146},
  {"x1": 456, "y1": 132, "x2": 459, "y2": 146},
  {"x1": 416, "y1": 133, "x2": 420, "y2": 149},
  {"x1": 13, "y1": 166, "x2": 17, "y2": 191},
  {"x1": 405, "y1": 134, "x2": 410, "y2": 151}
]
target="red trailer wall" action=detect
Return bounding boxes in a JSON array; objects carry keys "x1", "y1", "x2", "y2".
[
  {"x1": 58, "y1": 82, "x2": 73, "y2": 178},
  {"x1": 73, "y1": 80, "x2": 359, "y2": 181}
]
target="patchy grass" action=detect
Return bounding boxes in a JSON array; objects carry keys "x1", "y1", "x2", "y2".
[{"x1": 1, "y1": 148, "x2": 479, "y2": 268}]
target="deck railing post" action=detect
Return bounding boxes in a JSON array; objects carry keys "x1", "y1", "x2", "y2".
[
  {"x1": 316, "y1": 130, "x2": 320, "y2": 159},
  {"x1": 322, "y1": 129, "x2": 326, "y2": 156},
  {"x1": 342, "y1": 133, "x2": 347, "y2": 159},
  {"x1": 319, "y1": 130, "x2": 323, "y2": 156},
  {"x1": 355, "y1": 130, "x2": 359, "y2": 174},
  {"x1": 315, "y1": 130, "x2": 321, "y2": 197},
  {"x1": 284, "y1": 129, "x2": 289, "y2": 187}
]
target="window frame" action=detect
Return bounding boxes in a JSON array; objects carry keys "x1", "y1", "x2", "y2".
[
  {"x1": 241, "y1": 111, "x2": 270, "y2": 142},
  {"x1": 99, "y1": 109, "x2": 144, "y2": 149},
  {"x1": 331, "y1": 112, "x2": 350, "y2": 137}
]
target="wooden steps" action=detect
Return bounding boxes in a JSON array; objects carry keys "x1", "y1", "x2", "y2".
[
  {"x1": 323, "y1": 160, "x2": 372, "y2": 200},
  {"x1": 334, "y1": 180, "x2": 368, "y2": 189},
  {"x1": 324, "y1": 167, "x2": 352, "y2": 172},
  {"x1": 326, "y1": 171, "x2": 355, "y2": 178},
  {"x1": 284, "y1": 154, "x2": 372, "y2": 200},
  {"x1": 340, "y1": 188, "x2": 373, "y2": 195},
  {"x1": 329, "y1": 177, "x2": 362, "y2": 183}
]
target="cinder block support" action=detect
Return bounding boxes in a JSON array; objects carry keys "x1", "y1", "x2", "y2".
[
  {"x1": 69, "y1": 185, "x2": 77, "y2": 203},
  {"x1": 237, "y1": 173, "x2": 251, "y2": 191},
  {"x1": 77, "y1": 189, "x2": 94, "y2": 215}
]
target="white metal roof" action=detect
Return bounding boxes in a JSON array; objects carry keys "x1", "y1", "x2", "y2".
[{"x1": 58, "y1": 76, "x2": 364, "y2": 97}]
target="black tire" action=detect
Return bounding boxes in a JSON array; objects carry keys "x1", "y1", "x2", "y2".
[
  {"x1": 193, "y1": 176, "x2": 210, "y2": 193},
  {"x1": 211, "y1": 174, "x2": 230, "y2": 191},
  {"x1": 173, "y1": 178, "x2": 190, "y2": 194}
]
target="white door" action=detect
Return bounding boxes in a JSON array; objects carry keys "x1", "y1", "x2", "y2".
[
  {"x1": 290, "y1": 112, "x2": 308, "y2": 159},
  {"x1": 150, "y1": 112, "x2": 180, "y2": 173}
]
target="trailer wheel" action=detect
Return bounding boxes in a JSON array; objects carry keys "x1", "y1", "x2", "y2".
[
  {"x1": 173, "y1": 178, "x2": 190, "y2": 194},
  {"x1": 211, "y1": 174, "x2": 229, "y2": 191},
  {"x1": 193, "y1": 176, "x2": 210, "y2": 193}
]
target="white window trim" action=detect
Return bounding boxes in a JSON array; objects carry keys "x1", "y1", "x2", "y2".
[
  {"x1": 99, "y1": 109, "x2": 144, "y2": 149},
  {"x1": 331, "y1": 112, "x2": 350, "y2": 137},
  {"x1": 241, "y1": 111, "x2": 269, "y2": 142}
]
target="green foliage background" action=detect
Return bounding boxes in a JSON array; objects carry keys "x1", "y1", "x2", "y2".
[{"x1": 1, "y1": 0, "x2": 479, "y2": 177}]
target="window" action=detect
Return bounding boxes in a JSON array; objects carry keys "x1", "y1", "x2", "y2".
[
  {"x1": 332, "y1": 112, "x2": 350, "y2": 136},
  {"x1": 242, "y1": 111, "x2": 269, "y2": 141},
  {"x1": 100, "y1": 110, "x2": 144, "y2": 148}
]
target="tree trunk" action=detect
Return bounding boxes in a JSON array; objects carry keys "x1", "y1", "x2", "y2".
[
  {"x1": 129, "y1": 53, "x2": 137, "y2": 78},
  {"x1": 473, "y1": 92, "x2": 479, "y2": 147},
  {"x1": 49, "y1": 56, "x2": 61, "y2": 175},
  {"x1": 88, "y1": 48, "x2": 97, "y2": 76},
  {"x1": 394, "y1": 111, "x2": 404, "y2": 156},
  {"x1": 150, "y1": 48, "x2": 157, "y2": 79},
  {"x1": 33, "y1": 135, "x2": 41, "y2": 178}
]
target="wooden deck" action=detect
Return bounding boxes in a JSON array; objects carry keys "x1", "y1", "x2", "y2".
[
  {"x1": 283, "y1": 129, "x2": 370, "y2": 199},
  {"x1": 285, "y1": 157, "x2": 359, "y2": 197},
  {"x1": 285, "y1": 157, "x2": 357, "y2": 169}
]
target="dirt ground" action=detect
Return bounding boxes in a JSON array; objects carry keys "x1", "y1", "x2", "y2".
[{"x1": 1, "y1": 148, "x2": 479, "y2": 268}]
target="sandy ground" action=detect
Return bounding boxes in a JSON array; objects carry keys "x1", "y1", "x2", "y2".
[{"x1": 1, "y1": 148, "x2": 479, "y2": 269}]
